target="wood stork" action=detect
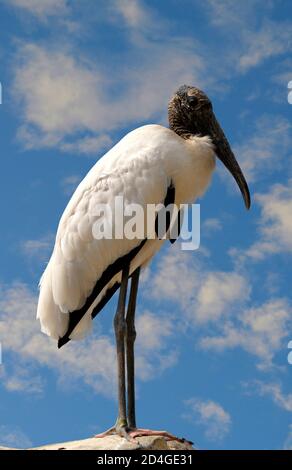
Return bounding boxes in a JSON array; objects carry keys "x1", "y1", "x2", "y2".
[{"x1": 37, "y1": 85, "x2": 250, "y2": 440}]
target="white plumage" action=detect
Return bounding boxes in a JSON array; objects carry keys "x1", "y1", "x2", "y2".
[{"x1": 37, "y1": 124, "x2": 215, "y2": 341}]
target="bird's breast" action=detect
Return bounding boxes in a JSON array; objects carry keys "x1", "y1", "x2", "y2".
[{"x1": 170, "y1": 135, "x2": 216, "y2": 205}]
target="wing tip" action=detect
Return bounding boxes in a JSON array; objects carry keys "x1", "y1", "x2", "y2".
[{"x1": 58, "y1": 336, "x2": 70, "y2": 349}]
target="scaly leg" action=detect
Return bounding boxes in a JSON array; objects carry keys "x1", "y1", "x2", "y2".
[
  {"x1": 95, "y1": 265, "x2": 129, "y2": 439},
  {"x1": 95, "y1": 265, "x2": 191, "y2": 445},
  {"x1": 114, "y1": 264, "x2": 129, "y2": 434},
  {"x1": 124, "y1": 268, "x2": 190, "y2": 444},
  {"x1": 126, "y1": 267, "x2": 140, "y2": 428}
]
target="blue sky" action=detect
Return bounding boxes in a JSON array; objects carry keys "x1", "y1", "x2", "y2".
[{"x1": 0, "y1": 0, "x2": 292, "y2": 450}]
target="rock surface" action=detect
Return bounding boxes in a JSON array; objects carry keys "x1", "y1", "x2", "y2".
[
  {"x1": 0, "y1": 433, "x2": 194, "y2": 450},
  {"x1": 32, "y1": 434, "x2": 194, "y2": 450}
]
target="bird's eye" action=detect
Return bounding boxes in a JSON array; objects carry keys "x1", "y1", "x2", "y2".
[
  {"x1": 187, "y1": 95, "x2": 199, "y2": 107},
  {"x1": 204, "y1": 100, "x2": 212, "y2": 110}
]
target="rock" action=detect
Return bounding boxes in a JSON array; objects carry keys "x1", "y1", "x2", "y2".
[{"x1": 31, "y1": 434, "x2": 194, "y2": 451}]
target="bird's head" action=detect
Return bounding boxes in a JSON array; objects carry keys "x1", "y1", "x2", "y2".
[{"x1": 169, "y1": 85, "x2": 250, "y2": 210}]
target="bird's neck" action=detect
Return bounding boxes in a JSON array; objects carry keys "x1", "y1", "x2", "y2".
[{"x1": 168, "y1": 102, "x2": 195, "y2": 140}]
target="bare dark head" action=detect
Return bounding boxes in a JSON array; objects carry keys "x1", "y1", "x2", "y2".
[{"x1": 169, "y1": 85, "x2": 251, "y2": 210}]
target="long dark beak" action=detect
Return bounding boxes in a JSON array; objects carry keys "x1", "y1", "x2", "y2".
[{"x1": 209, "y1": 114, "x2": 251, "y2": 210}]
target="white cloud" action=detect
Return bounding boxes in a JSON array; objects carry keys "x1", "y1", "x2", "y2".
[
  {"x1": 184, "y1": 397, "x2": 231, "y2": 441},
  {"x1": 112, "y1": 0, "x2": 149, "y2": 29},
  {"x1": 13, "y1": 44, "x2": 108, "y2": 151},
  {"x1": 60, "y1": 135, "x2": 112, "y2": 155},
  {"x1": 135, "y1": 311, "x2": 177, "y2": 381},
  {"x1": 254, "y1": 182, "x2": 292, "y2": 254},
  {"x1": 6, "y1": 0, "x2": 151, "y2": 32},
  {"x1": 238, "y1": 21, "x2": 292, "y2": 72},
  {"x1": 148, "y1": 247, "x2": 249, "y2": 324},
  {"x1": 60, "y1": 175, "x2": 80, "y2": 195},
  {"x1": 283, "y1": 425, "x2": 292, "y2": 450},
  {"x1": 196, "y1": 272, "x2": 248, "y2": 322},
  {"x1": 0, "y1": 283, "x2": 116, "y2": 395},
  {"x1": 231, "y1": 181, "x2": 292, "y2": 262},
  {"x1": 203, "y1": 0, "x2": 260, "y2": 28},
  {"x1": 136, "y1": 311, "x2": 173, "y2": 351},
  {"x1": 200, "y1": 299, "x2": 291, "y2": 368},
  {"x1": 2, "y1": 365, "x2": 44, "y2": 393},
  {"x1": 202, "y1": 218, "x2": 222, "y2": 234},
  {"x1": 202, "y1": 2, "x2": 292, "y2": 72},
  {"x1": 8, "y1": 0, "x2": 69, "y2": 19},
  {"x1": 21, "y1": 234, "x2": 54, "y2": 260},
  {"x1": 12, "y1": 32, "x2": 206, "y2": 153},
  {"x1": 234, "y1": 116, "x2": 291, "y2": 183},
  {"x1": 0, "y1": 424, "x2": 32, "y2": 449},
  {"x1": 145, "y1": 245, "x2": 290, "y2": 369},
  {"x1": 0, "y1": 283, "x2": 177, "y2": 395},
  {"x1": 244, "y1": 380, "x2": 292, "y2": 413}
]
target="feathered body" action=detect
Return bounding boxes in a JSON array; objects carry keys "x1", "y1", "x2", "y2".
[{"x1": 37, "y1": 124, "x2": 215, "y2": 341}]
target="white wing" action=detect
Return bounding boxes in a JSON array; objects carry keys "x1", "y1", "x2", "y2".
[
  {"x1": 37, "y1": 124, "x2": 215, "y2": 341},
  {"x1": 37, "y1": 125, "x2": 173, "y2": 341}
]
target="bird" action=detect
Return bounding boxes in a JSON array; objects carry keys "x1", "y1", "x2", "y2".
[{"x1": 37, "y1": 85, "x2": 250, "y2": 441}]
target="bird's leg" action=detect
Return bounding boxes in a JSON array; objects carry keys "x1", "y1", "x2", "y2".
[
  {"x1": 114, "y1": 264, "x2": 129, "y2": 434},
  {"x1": 95, "y1": 265, "x2": 129, "y2": 439},
  {"x1": 126, "y1": 267, "x2": 140, "y2": 429},
  {"x1": 124, "y1": 268, "x2": 191, "y2": 445},
  {"x1": 95, "y1": 265, "x2": 190, "y2": 445}
]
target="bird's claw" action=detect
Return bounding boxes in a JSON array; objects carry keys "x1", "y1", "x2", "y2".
[
  {"x1": 95, "y1": 425, "x2": 142, "y2": 446},
  {"x1": 95, "y1": 426, "x2": 192, "y2": 445}
]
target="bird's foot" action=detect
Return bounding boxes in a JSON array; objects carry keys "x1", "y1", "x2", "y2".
[
  {"x1": 95, "y1": 419, "x2": 137, "y2": 443},
  {"x1": 95, "y1": 426, "x2": 139, "y2": 444},
  {"x1": 95, "y1": 426, "x2": 192, "y2": 445},
  {"x1": 94, "y1": 426, "x2": 116, "y2": 439}
]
